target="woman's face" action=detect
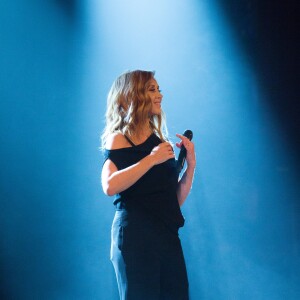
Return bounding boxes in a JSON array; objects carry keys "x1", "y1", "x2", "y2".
[{"x1": 146, "y1": 78, "x2": 163, "y2": 116}]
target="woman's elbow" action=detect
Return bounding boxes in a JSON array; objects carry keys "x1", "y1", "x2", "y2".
[
  {"x1": 102, "y1": 185, "x2": 114, "y2": 196},
  {"x1": 102, "y1": 181, "x2": 117, "y2": 196}
]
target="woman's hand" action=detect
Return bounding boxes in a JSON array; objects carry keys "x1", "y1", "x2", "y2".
[
  {"x1": 176, "y1": 133, "x2": 196, "y2": 169},
  {"x1": 150, "y1": 142, "x2": 175, "y2": 165},
  {"x1": 176, "y1": 133, "x2": 196, "y2": 206}
]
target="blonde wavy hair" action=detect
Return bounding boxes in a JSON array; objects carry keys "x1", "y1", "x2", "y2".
[{"x1": 101, "y1": 70, "x2": 168, "y2": 149}]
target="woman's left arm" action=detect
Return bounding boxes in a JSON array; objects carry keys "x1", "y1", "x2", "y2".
[{"x1": 176, "y1": 134, "x2": 196, "y2": 206}]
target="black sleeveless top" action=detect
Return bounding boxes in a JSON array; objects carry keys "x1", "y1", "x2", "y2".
[{"x1": 103, "y1": 133, "x2": 185, "y2": 231}]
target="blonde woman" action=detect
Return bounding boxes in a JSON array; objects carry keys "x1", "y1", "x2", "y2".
[{"x1": 101, "y1": 70, "x2": 196, "y2": 300}]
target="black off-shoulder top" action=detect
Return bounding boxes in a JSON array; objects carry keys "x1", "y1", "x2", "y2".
[{"x1": 103, "y1": 133, "x2": 185, "y2": 231}]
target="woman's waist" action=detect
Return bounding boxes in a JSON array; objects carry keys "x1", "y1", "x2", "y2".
[
  {"x1": 114, "y1": 195, "x2": 185, "y2": 231},
  {"x1": 114, "y1": 185, "x2": 178, "y2": 204},
  {"x1": 112, "y1": 208, "x2": 182, "y2": 236}
]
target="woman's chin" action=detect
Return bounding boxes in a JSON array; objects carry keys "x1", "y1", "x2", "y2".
[{"x1": 151, "y1": 109, "x2": 161, "y2": 116}]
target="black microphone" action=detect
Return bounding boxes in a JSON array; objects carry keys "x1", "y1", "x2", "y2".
[{"x1": 176, "y1": 129, "x2": 193, "y2": 175}]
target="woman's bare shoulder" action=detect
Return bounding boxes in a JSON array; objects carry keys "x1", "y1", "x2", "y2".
[{"x1": 105, "y1": 133, "x2": 129, "y2": 150}]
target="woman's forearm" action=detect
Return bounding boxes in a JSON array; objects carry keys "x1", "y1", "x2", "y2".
[
  {"x1": 177, "y1": 165, "x2": 195, "y2": 206},
  {"x1": 102, "y1": 142, "x2": 175, "y2": 196},
  {"x1": 102, "y1": 155, "x2": 156, "y2": 196}
]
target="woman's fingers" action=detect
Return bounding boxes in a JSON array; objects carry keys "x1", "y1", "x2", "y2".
[
  {"x1": 175, "y1": 133, "x2": 196, "y2": 167},
  {"x1": 151, "y1": 142, "x2": 175, "y2": 164},
  {"x1": 175, "y1": 142, "x2": 182, "y2": 148},
  {"x1": 162, "y1": 142, "x2": 174, "y2": 152},
  {"x1": 176, "y1": 133, "x2": 192, "y2": 148}
]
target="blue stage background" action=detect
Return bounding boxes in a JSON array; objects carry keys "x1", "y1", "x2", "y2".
[{"x1": 1, "y1": 1, "x2": 299, "y2": 299}]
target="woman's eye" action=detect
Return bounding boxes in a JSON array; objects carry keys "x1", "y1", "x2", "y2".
[{"x1": 148, "y1": 88, "x2": 161, "y2": 93}]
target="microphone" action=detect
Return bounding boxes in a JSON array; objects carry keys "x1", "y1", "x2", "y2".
[{"x1": 176, "y1": 129, "x2": 193, "y2": 175}]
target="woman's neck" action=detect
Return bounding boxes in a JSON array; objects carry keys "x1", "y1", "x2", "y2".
[{"x1": 130, "y1": 122, "x2": 153, "y2": 144}]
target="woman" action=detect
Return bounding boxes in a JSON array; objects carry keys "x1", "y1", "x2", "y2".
[{"x1": 101, "y1": 70, "x2": 196, "y2": 300}]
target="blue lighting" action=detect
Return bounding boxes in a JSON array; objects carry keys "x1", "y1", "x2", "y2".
[{"x1": 0, "y1": 0, "x2": 299, "y2": 299}]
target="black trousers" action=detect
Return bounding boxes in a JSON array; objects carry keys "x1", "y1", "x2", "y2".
[{"x1": 110, "y1": 209, "x2": 189, "y2": 300}]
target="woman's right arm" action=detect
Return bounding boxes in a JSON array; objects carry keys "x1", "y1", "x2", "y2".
[{"x1": 101, "y1": 134, "x2": 175, "y2": 196}]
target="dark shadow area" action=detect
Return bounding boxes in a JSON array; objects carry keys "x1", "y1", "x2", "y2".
[
  {"x1": 55, "y1": 0, "x2": 78, "y2": 18},
  {"x1": 217, "y1": 0, "x2": 299, "y2": 163}
]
